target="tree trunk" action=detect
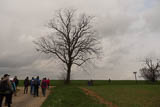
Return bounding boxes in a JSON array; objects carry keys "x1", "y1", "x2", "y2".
[{"x1": 65, "y1": 64, "x2": 72, "y2": 84}]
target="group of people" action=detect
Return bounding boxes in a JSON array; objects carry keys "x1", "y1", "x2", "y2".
[
  {"x1": 23, "y1": 76, "x2": 50, "y2": 97},
  {"x1": 0, "y1": 74, "x2": 50, "y2": 107},
  {"x1": 0, "y1": 74, "x2": 19, "y2": 107}
]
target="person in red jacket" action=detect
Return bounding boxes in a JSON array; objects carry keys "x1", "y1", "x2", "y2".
[{"x1": 41, "y1": 78, "x2": 47, "y2": 97}]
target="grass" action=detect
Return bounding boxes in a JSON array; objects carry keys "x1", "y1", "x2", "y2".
[
  {"x1": 41, "y1": 85, "x2": 106, "y2": 107},
  {"x1": 18, "y1": 80, "x2": 160, "y2": 107},
  {"x1": 86, "y1": 85, "x2": 160, "y2": 107}
]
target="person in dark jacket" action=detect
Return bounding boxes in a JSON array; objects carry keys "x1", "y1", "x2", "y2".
[
  {"x1": 34, "y1": 76, "x2": 40, "y2": 97},
  {"x1": 24, "y1": 77, "x2": 30, "y2": 94},
  {"x1": 5, "y1": 78, "x2": 16, "y2": 106},
  {"x1": 30, "y1": 77, "x2": 34, "y2": 95},
  {"x1": 0, "y1": 74, "x2": 12, "y2": 107}
]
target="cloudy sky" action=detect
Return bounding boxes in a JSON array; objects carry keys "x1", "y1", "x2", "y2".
[{"x1": 0, "y1": 0, "x2": 160, "y2": 80}]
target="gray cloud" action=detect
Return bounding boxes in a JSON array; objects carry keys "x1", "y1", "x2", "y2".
[{"x1": 0, "y1": 0, "x2": 160, "y2": 80}]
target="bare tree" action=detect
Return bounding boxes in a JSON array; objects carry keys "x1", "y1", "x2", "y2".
[
  {"x1": 34, "y1": 9, "x2": 101, "y2": 84},
  {"x1": 140, "y1": 58, "x2": 160, "y2": 82}
]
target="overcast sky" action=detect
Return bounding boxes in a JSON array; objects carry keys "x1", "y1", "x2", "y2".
[{"x1": 0, "y1": 0, "x2": 160, "y2": 80}]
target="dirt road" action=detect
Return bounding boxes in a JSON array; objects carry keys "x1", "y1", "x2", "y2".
[{"x1": 10, "y1": 87, "x2": 50, "y2": 107}]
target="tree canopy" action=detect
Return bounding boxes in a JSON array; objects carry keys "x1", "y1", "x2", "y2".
[{"x1": 34, "y1": 9, "x2": 101, "y2": 83}]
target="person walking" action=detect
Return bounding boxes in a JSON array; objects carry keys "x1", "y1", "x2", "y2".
[
  {"x1": 41, "y1": 78, "x2": 47, "y2": 97},
  {"x1": 5, "y1": 78, "x2": 16, "y2": 105},
  {"x1": 30, "y1": 77, "x2": 35, "y2": 95},
  {"x1": 0, "y1": 74, "x2": 13, "y2": 107},
  {"x1": 24, "y1": 77, "x2": 30, "y2": 94},
  {"x1": 34, "y1": 76, "x2": 40, "y2": 97},
  {"x1": 12, "y1": 78, "x2": 17, "y2": 96},
  {"x1": 13, "y1": 76, "x2": 19, "y2": 89}
]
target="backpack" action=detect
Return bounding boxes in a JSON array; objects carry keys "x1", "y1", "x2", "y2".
[
  {"x1": 30, "y1": 80, "x2": 34, "y2": 85},
  {"x1": 14, "y1": 78, "x2": 19, "y2": 86},
  {"x1": 34, "y1": 79, "x2": 38, "y2": 86},
  {"x1": 0, "y1": 80, "x2": 10, "y2": 92},
  {"x1": 42, "y1": 81, "x2": 47, "y2": 87},
  {"x1": 24, "y1": 79, "x2": 29, "y2": 86}
]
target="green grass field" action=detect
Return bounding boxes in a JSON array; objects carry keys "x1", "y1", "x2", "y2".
[
  {"x1": 18, "y1": 80, "x2": 160, "y2": 107},
  {"x1": 41, "y1": 85, "x2": 106, "y2": 107},
  {"x1": 86, "y1": 85, "x2": 160, "y2": 107},
  {"x1": 40, "y1": 80, "x2": 160, "y2": 107}
]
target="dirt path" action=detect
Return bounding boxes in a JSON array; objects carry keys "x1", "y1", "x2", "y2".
[
  {"x1": 80, "y1": 88, "x2": 117, "y2": 107},
  {"x1": 10, "y1": 87, "x2": 51, "y2": 107}
]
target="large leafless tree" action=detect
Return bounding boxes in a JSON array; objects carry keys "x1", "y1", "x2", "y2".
[
  {"x1": 140, "y1": 58, "x2": 160, "y2": 82},
  {"x1": 34, "y1": 9, "x2": 101, "y2": 84}
]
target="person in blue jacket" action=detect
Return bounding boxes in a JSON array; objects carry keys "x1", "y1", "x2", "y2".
[
  {"x1": 30, "y1": 77, "x2": 35, "y2": 95},
  {"x1": 34, "y1": 76, "x2": 40, "y2": 97}
]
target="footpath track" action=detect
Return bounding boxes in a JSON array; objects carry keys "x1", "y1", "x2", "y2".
[
  {"x1": 81, "y1": 87, "x2": 117, "y2": 107},
  {"x1": 11, "y1": 87, "x2": 50, "y2": 107}
]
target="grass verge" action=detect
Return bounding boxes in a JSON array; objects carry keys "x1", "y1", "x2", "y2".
[{"x1": 41, "y1": 85, "x2": 106, "y2": 107}]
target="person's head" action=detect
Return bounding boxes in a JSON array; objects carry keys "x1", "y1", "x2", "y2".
[
  {"x1": 37, "y1": 76, "x2": 39, "y2": 79},
  {"x1": 14, "y1": 76, "x2": 17, "y2": 79},
  {"x1": 4, "y1": 74, "x2": 10, "y2": 79},
  {"x1": 26, "y1": 76, "x2": 29, "y2": 80},
  {"x1": 32, "y1": 77, "x2": 34, "y2": 80}
]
